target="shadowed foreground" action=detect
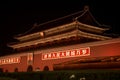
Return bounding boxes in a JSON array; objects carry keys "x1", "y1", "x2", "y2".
[{"x1": 0, "y1": 69, "x2": 120, "y2": 80}]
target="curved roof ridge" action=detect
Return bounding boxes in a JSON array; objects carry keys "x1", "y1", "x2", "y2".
[
  {"x1": 16, "y1": 10, "x2": 84, "y2": 37},
  {"x1": 74, "y1": 6, "x2": 110, "y2": 30},
  {"x1": 74, "y1": 9, "x2": 88, "y2": 20},
  {"x1": 88, "y1": 10, "x2": 110, "y2": 29},
  {"x1": 75, "y1": 6, "x2": 104, "y2": 27},
  {"x1": 15, "y1": 5, "x2": 109, "y2": 37},
  {"x1": 75, "y1": 5, "x2": 89, "y2": 20},
  {"x1": 37, "y1": 10, "x2": 84, "y2": 27},
  {"x1": 88, "y1": 10, "x2": 102, "y2": 26}
]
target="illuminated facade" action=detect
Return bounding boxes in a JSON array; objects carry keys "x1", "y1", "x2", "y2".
[{"x1": 0, "y1": 6, "x2": 120, "y2": 72}]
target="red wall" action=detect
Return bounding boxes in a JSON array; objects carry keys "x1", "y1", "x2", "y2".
[
  {"x1": 91, "y1": 42, "x2": 120, "y2": 57},
  {"x1": 0, "y1": 56, "x2": 27, "y2": 72},
  {"x1": 33, "y1": 38, "x2": 120, "y2": 71},
  {"x1": 0, "y1": 38, "x2": 120, "y2": 72}
]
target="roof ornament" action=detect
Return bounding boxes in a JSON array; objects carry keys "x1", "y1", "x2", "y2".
[{"x1": 84, "y1": 5, "x2": 89, "y2": 11}]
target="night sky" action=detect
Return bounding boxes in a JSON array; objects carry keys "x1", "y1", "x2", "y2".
[{"x1": 0, "y1": 0, "x2": 119, "y2": 56}]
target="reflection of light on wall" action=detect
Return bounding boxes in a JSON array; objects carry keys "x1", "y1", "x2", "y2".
[
  {"x1": 27, "y1": 53, "x2": 33, "y2": 61},
  {"x1": 109, "y1": 44, "x2": 120, "y2": 56},
  {"x1": 27, "y1": 53, "x2": 33, "y2": 65},
  {"x1": 0, "y1": 57, "x2": 21, "y2": 65}
]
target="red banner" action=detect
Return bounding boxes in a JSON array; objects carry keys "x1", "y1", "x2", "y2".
[
  {"x1": 42, "y1": 47, "x2": 90, "y2": 60},
  {"x1": 0, "y1": 57, "x2": 21, "y2": 65}
]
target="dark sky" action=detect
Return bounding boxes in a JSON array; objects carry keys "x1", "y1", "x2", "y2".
[{"x1": 0, "y1": 0, "x2": 119, "y2": 56}]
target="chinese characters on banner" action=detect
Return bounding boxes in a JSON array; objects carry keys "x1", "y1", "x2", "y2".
[
  {"x1": 0, "y1": 57, "x2": 21, "y2": 65},
  {"x1": 42, "y1": 47, "x2": 90, "y2": 60}
]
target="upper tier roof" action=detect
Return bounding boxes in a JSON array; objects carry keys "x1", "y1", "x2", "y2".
[
  {"x1": 8, "y1": 6, "x2": 114, "y2": 50},
  {"x1": 15, "y1": 6, "x2": 109, "y2": 38}
]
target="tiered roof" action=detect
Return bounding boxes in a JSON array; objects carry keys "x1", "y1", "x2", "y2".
[{"x1": 8, "y1": 6, "x2": 112, "y2": 50}]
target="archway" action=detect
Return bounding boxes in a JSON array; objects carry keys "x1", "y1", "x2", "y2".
[
  {"x1": 43, "y1": 66, "x2": 49, "y2": 71},
  {"x1": 27, "y1": 65, "x2": 33, "y2": 72},
  {"x1": 14, "y1": 68, "x2": 18, "y2": 72},
  {"x1": 0, "y1": 68, "x2": 3, "y2": 73},
  {"x1": 5, "y1": 70, "x2": 8, "y2": 73}
]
